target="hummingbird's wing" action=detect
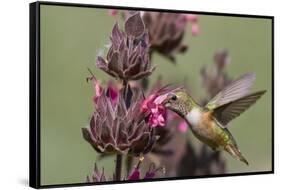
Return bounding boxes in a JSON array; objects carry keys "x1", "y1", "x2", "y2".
[
  {"x1": 205, "y1": 73, "x2": 256, "y2": 110},
  {"x1": 212, "y1": 90, "x2": 266, "y2": 127}
]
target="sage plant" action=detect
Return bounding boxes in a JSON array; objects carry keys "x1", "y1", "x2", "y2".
[{"x1": 82, "y1": 10, "x2": 230, "y2": 182}]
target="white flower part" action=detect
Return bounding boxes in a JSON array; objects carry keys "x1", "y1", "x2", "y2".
[{"x1": 185, "y1": 108, "x2": 202, "y2": 126}]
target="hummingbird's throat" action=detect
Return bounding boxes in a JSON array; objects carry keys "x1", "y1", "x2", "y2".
[{"x1": 185, "y1": 108, "x2": 202, "y2": 126}]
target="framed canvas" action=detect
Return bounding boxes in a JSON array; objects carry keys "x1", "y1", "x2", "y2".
[{"x1": 29, "y1": 1, "x2": 274, "y2": 188}]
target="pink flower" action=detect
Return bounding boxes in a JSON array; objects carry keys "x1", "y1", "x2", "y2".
[
  {"x1": 185, "y1": 14, "x2": 198, "y2": 22},
  {"x1": 128, "y1": 157, "x2": 164, "y2": 180},
  {"x1": 107, "y1": 82, "x2": 119, "y2": 106},
  {"x1": 87, "y1": 74, "x2": 119, "y2": 106},
  {"x1": 191, "y1": 23, "x2": 200, "y2": 36},
  {"x1": 108, "y1": 9, "x2": 118, "y2": 17},
  {"x1": 141, "y1": 94, "x2": 167, "y2": 127},
  {"x1": 141, "y1": 85, "x2": 184, "y2": 128},
  {"x1": 185, "y1": 14, "x2": 200, "y2": 36},
  {"x1": 128, "y1": 167, "x2": 140, "y2": 180},
  {"x1": 87, "y1": 75, "x2": 103, "y2": 103}
]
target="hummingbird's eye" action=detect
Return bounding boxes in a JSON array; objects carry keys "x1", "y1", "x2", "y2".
[{"x1": 171, "y1": 95, "x2": 177, "y2": 101}]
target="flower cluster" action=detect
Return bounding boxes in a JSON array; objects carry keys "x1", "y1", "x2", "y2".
[
  {"x1": 140, "y1": 84, "x2": 184, "y2": 128},
  {"x1": 96, "y1": 13, "x2": 155, "y2": 81},
  {"x1": 82, "y1": 82, "x2": 157, "y2": 155},
  {"x1": 86, "y1": 157, "x2": 164, "y2": 182},
  {"x1": 127, "y1": 157, "x2": 165, "y2": 180},
  {"x1": 86, "y1": 163, "x2": 106, "y2": 182},
  {"x1": 201, "y1": 49, "x2": 232, "y2": 97},
  {"x1": 141, "y1": 94, "x2": 166, "y2": 127},
  {"x1": 142, "y1": 12, "x2": 199, "y2": 62},
  {"x1": 108, "y1": 10, "x2": 199, "y2": 63}
]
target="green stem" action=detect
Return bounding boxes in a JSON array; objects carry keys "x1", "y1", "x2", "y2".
[
  {"x1": 125, "y1": 155, "x2": 133, "y2": 175},
  {"x1": 115, "y1": 154, "x2": 123, "y2": 181}
]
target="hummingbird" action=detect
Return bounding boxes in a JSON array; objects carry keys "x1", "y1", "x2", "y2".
[{"x1": 163, "y1": 73, "x2": 266, "y2": 165}]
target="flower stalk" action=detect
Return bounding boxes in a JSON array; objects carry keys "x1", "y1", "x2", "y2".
[{"x1": 115, "y1": 154, "x2": 123, "y2": 181}]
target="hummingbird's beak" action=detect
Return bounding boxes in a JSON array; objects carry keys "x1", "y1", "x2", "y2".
[
  {"x1": 162, "y1": 95, "x2": 172, "y2": 108},
  {"x1": 162, "y1": 99, "x2": 169, "y2": 107}
]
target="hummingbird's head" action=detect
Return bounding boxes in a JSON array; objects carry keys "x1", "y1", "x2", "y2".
[{"x1": 163, "y1": 90, "x2": 194, "y2": 118}]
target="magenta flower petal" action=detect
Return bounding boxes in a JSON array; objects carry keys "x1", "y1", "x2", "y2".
[
  {"x1": 143, "y1": 163, "x2": 164, "y2": 179},
  {"x1": 127, "y1": 157, "x2": 163, "y2": 180},
  {"x1": 142, "y1": 95, "x2": 167, "y2": 127},
  {"x1": 185, "y1": 14, "x2": 200, "y2": 36},
  {"x1": 185, "y1": 14, "x2": 198, "y2": 23},
  {"x1": 95, "y1": 81, "x2": 103, "y2": 97},
  {"x1": 141, "y1": 86, "x2": 185, "y2": 127},
  {"x1": 107, "y1": 83, "x2": 119, "y2": 106},
  {"x1": 143, "y1": 171, "x2": 155, "y2": 179},
  {"x1": 87, "y1": 74, "x2": 119, "y2": 106},
  {"x1": 87, "y1": 75, "x2": 103, "y2": 103},
  {"x1": 128, "y1": 168, "x2": 141, "y2": 180},
  {"x1": 191, "y1": 23, "x2": 200, "y2": 36},
  {"x1": 141, "y1": 94, "x2": 156, "y2": 113}
]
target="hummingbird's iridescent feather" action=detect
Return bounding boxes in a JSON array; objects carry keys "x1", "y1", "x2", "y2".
[
  {"x1": 212, "y1": 90, "x2": 266, "y2": 126},
  {"x1": 205, "y1": 73, "x2": 256, "y2": 110}
]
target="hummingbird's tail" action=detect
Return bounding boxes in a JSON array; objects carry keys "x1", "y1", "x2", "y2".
[{"x1": 225, "y1": 144, "x2": 249, "y2": 165}]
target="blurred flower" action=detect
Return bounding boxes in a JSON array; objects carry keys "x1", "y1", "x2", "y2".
[
  {"x1": 185, "y1": 14, "x2": 198, "y2": 22},
  {"x1": 82, "y1": 85, "x2": 157, "y2": 155},
  {"x1": 177, "y1": 121, "x2": 188, "y2": 133},
  {"x1": 142, "y1": 12, "x2": 199, "y2": 62},
  {"x1": 185, "y1": 14, "x2": 200, "y2": 36},
  {"x1": 87, "y1": 158, "x2": 164, "y2": 182},
  {"x1": 87, "y1": 74, "x2": 119, "y2": 106},
  {"x1": 86, "y1": 163, "x2": 106, "y2": 182},
  {"x1": 177, "y1": 142, "x2": 226, "y2": 176},
  {"x1": 191, "y1": 23, "x2": 200, "y2": 36},
  {"x1": 108, "y1": 9, "x2": 118, "y2": 17},
  {"x1": 201, "y1": 49, "x2": 232, "y2": 97},
  {"x1": 214, "y1": 49, "x2": 231, "y2": 69},
  {"x1": 97, "y1": 12, "x2": 155, "y2": 81},
  {"x1": 128, "y1": 157, "x2": 164, "y2": 180}
]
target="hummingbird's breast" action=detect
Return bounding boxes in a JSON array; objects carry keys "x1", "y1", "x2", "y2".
[{"x1": 186, "y1": 108, "x2": 229, "y2": 150}]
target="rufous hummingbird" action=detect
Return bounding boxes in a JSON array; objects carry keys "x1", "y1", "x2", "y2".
[{"x1": 163, "y1": 73, "x2": 266, "y2": 165}]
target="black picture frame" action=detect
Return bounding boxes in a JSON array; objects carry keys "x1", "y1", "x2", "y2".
[{"x1": 29, "y1": 1, "x2": 274, "y2": 189}]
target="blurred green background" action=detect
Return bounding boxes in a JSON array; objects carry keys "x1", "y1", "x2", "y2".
[{"x1": 40, "y1": 5, "x2": 272, "y2": 186}]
